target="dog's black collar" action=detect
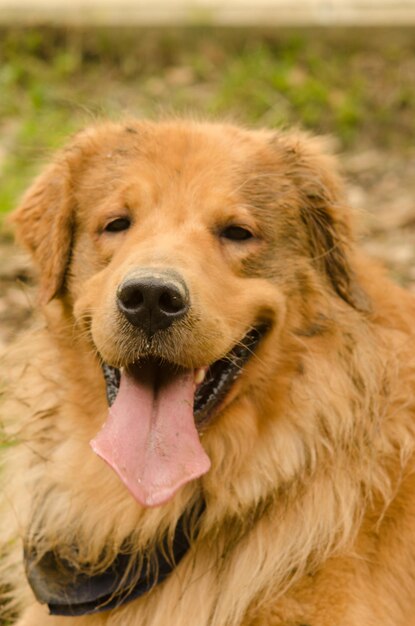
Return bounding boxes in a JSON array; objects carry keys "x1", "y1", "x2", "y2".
[{"x1": 24, "y1": 501, "x2": 204, "y2": 616}]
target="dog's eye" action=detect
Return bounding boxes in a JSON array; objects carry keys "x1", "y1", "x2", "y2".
[
  {"x1": 220, "y1": 225, "x2": 254, "y2": 241},
  {"x1": 104, "y1": 217, "x2": 131, "y2": 233}
]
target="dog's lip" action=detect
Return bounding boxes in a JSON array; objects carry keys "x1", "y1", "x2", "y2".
[
  {"x1": 193, "y1": 324, "x2": 268, "y2": 427},
  {"x1": 102, "y1": 324, "x2": 268, "y2": 428}
]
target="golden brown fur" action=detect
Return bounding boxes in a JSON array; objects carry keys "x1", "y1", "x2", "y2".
[{"x1": 2, "y1": 119, "x2": 415, "y2": 625}]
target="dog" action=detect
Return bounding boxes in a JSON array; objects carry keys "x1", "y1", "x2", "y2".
[{"x1": 2, "y1": 119, "x2": 415, "y2": 626}]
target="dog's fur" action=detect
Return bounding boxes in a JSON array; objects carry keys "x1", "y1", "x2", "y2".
[{"x1": 2, "y1": 120, "x2": 415, "y2": 626}]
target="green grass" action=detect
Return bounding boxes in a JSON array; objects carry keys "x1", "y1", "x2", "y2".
[{"x1": 0, "y1": 27, "x2": 414, "y2": 218}]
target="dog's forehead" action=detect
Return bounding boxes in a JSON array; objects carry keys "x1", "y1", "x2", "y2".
[
  {"x1": 74, "y1": 123, "x2": 288, "y2": 217},
  {"x1": 80, "y1": 124, "x2": 274, "y2": 182}
]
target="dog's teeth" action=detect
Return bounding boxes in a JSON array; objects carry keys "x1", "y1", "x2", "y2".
[{"x1": 195, "y1": 368, "x2": 207, "y2": 385}]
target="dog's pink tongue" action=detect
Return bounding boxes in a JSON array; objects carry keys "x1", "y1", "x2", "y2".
[{"x1": 90, "y1": 363, "x2": 210, "y2": 507}]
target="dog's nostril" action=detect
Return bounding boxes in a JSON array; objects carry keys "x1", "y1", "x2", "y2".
[
  {"x1": 122, "y1": 289, "x2": 144, "y2": 310},
  {"x1": 159, "y1": 290, "x2": 185, "y2": 314}
]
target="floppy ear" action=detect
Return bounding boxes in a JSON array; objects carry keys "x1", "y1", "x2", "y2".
[
  {"x1": 11, "y1": 158, "x2": 74, "y2": 305},
  {"x1": 279, "y1": 133, "x2": 370, "y2": 313},
  {"x1": 299, "y1": 200, "x2": 370, "y2": 312}
]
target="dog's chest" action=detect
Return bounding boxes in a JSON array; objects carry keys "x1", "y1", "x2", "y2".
[{"x1": 243, "y1": 565, "x2": 355, "y2": 626}]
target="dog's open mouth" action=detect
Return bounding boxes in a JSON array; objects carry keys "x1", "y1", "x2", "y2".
[{"x1": 91, "y1": 325, "x2": 267, "y2": 507}]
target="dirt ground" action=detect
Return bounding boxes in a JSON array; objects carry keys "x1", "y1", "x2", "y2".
[{"x1": 1, "y1": 143, "x2": 415, "y2": 351}]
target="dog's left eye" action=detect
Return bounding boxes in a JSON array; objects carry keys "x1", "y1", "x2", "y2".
[
  {"x1": 220, "y1": 225, "x2": 254, "y2": 241},
  {"x1": 104, "y1": 217, "x2": 131, "y2": 233}
]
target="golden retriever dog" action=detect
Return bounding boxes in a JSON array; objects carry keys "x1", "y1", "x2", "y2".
[{"x1": 2, "y1": 119, "x2": 415, "y2": 626}]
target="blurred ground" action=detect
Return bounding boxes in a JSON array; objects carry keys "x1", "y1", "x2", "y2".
[{"x1": 0, "y1": 28, "x2": 415, "y2": 350}]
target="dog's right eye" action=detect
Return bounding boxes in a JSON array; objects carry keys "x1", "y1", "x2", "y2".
[
  {"x1": 220, "y1": 225, "x2": 254, "y2": 242},
  {"x1": 104, "y1": 217, "x2": 131, "y2": 233}
]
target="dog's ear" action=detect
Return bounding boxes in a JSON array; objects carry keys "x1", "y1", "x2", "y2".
[
  {"x1": 299, "y1": 200, "x2": 370, "y2": 312},
  {"x1": 11, "y1": 157, "x2": 74, "y2": 305},
  {"x1": 278, "y1": 133, "x2": 370, "y2": 313}
]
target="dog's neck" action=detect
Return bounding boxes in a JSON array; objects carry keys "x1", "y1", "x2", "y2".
[{"x1": 24, "y1": 499, "x2": 205, "y2": 616}]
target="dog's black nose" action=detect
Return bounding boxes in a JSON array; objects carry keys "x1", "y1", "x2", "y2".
[{"x1": 117, "y1": 272, "x2": 189, "y2": 335}]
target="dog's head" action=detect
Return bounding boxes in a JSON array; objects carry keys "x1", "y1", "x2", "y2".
[{"x1": 13, "y1": 120, "x2": 368, "y2": 507}]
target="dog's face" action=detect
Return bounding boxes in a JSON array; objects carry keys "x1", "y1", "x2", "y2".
[
  {"x1": 71, "y1": 124, "x2": 283, "y2": 370},
  {"x1": 13, "y1": 120, "x2": 367, "y2": 508}
]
